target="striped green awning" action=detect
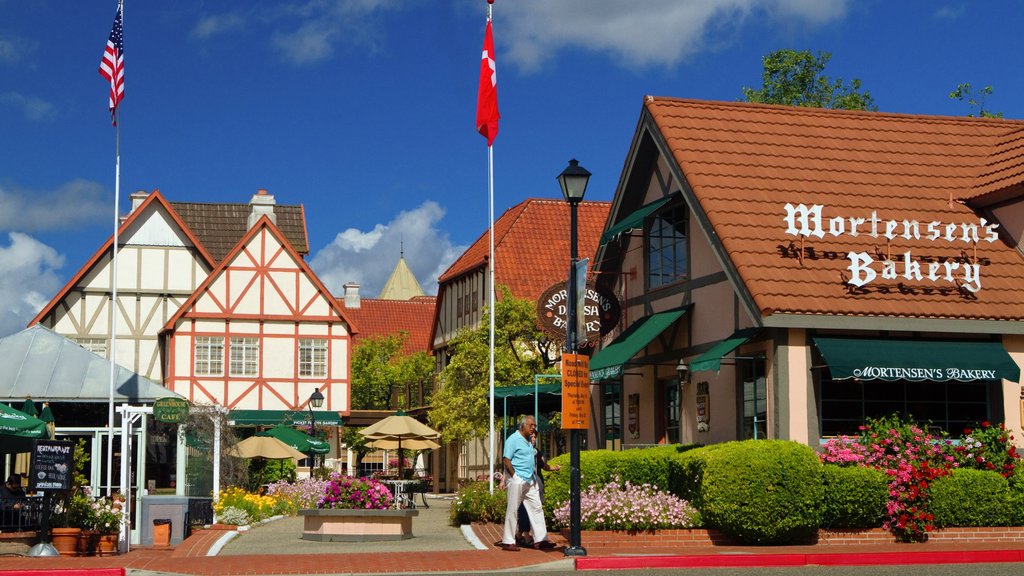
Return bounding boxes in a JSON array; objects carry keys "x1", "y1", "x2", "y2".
[
  {"x1": 689, "y1": 328, "x2": 760, "y2": 372},
  {"x1": 589, "y1": 307, "x2": 688, "y2": 381},
  {"x1": 600, "y1": 195, "x2": 674, "y2": 246}
]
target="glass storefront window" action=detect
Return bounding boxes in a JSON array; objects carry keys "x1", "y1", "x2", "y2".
[{"x1": 740, "y1": 359, "x2": 767, "y2": 440}]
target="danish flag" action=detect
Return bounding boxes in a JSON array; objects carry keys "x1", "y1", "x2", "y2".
[{"x1": 476, "y1": 20, "x2": 499, "y2": 146}]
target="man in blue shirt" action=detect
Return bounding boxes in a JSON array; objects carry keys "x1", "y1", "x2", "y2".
[{"x1": 500, "y1": 415, "x2": 554, "y2": 550}]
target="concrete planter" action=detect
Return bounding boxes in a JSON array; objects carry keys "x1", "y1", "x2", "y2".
[{"x1": 300, "y1": 508, "x2": 418, "y2": 542}]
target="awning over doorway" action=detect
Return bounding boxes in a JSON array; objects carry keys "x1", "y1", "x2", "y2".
[
  {"x1": 227, "y1": 409, "x2": 344, "y2": 426},
  {"x1": 590, "y1": 307, "x2": 689, "y2": 382},
  {"x1": 813, "y1": 337, "x2": 1020, "y2": 383},
  {"x1": 689, "y1": 327, "x2": 760, "y2": 372},
  {"x1": 600, "y1": 194, "x2": 675, "y2": 245}
]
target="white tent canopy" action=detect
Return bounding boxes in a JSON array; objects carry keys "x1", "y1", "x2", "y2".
[{"x1": 0, "y1": 325, "x2": 179, "y2": 402}]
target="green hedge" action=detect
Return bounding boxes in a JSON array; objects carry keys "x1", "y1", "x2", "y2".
[
  {"x1": 821, "y1": 464, "x2": 888, "y2": 529},
  {"x1": 930, "y1": 469, "x2": 1013, "y2": 528},
  {"x1": 700, "y1": 440, "x2": 823, "y2": 545}
]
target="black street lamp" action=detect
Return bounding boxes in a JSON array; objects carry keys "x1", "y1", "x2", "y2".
[
  {"x1": 557, "y1": 158, "x2": 590, "y2": 558},
  {"x1": 309, "y1": 387, "x2": 325, "y2": 470}
]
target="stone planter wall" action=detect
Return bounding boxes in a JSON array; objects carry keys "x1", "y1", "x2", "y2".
[
  {"x1": 561, "y1": 527, "x2": 1024, "y2": 548},
  {"x1": 300, "y1": 509, "x2": 418, "y2": 542}
]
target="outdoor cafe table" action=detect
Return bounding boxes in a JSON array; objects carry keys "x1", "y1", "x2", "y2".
[{"x1": 380, "y1": 479, "x2": 419, "y2": 509}]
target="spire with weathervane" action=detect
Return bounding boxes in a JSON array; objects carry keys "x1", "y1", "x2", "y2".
[{"x1": 378, "y1": 242, "x2": 425, "y2": 300}]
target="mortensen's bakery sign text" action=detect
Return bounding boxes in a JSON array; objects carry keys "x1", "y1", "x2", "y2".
[{"x1": 784, "y1": 203, "x2": 999, "y2": 293}]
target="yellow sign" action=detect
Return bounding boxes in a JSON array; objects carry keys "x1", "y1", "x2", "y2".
[{"x1": 561, "y1": 354, "x2": 590, "y2": 430}]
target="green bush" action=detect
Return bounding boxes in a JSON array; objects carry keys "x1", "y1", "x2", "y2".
[
  {"x1": 821, "y1": 464, "x2": 887, "y2": 529},
  {"x1": 700, "y1": 440, "x2": 823, "y2": 545},
  {"x1": 449, "y1": 481, "x2": 508, "y2": 526},
  {"x1": 930, "y1": 468, "x2": 1013, "y2": 528},
  {"x1": 246, "y1": 458, "x2": 296, "y2": 492},
  {"x1": 670, "y1": 443, "x2": 727, "y2": 509}
]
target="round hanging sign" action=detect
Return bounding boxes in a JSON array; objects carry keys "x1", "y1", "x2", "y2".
[{"x1": 536, "y1": 281, "x2": 620, "y2": 347}]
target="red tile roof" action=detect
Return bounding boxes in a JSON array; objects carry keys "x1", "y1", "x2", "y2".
[
  {"x1": 439, "y1": 198, "x2": 611, "y2": 302},
  {"x1": 645, "y1": 97, "x2": 1024, "y2": 322},
  {"x1": 340, "y1": 296, "x2": 436, "y2": 356}
]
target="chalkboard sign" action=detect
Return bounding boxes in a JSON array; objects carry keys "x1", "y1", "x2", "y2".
[{"x1": 29, "y1": 439, "x2": 74, "y2": 492}]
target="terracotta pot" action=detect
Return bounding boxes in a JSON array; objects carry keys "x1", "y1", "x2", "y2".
[
  {"x1": 50, "y1": 527, "x2": 82, "y2": 557},
  {"x1": 77, "y1": 530, "x2": 98, "y2": 556},
  {"x1": 96, "y1": 533, "x2": 118, "y2": 556}
]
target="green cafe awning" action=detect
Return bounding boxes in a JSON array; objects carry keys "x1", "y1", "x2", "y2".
[
  {"x1": 590, "y1": 307, "x2": 689, "y2": 382},
  {"x1": 690, "y1": 328, "x2": 761, "y2": 373},
  {"x1": 258, "y1": 425, "x2": 330, "y2": 454},
  {"x1": 227, "y1": 409, "x2": 344, "y2": 427},
  {"x1": 813, "y1": 337, "x2": 1020, "y2": 383},
  {"x1": 600, "y1": 195, "x2": 675, "y2": 246}
]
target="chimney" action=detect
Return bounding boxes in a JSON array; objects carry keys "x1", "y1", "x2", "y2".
[
  {"x1": 343, "y1": 282, "x2": 361, "y2": 308},
  {"x1": 248, "y1": 188, "x2": 276, "y2": 228},
  {"x1": 130, "y1": 190, "x2": 149, "y2": 213}
]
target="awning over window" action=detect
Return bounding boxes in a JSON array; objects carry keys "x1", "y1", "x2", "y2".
[
  {"x1": 495, "y1": 383, "x2": 563, "y2": 418},
  {"x1": 227, "y1": 409, "x2": 344, "y2": 426},
  {"x1": 590, "y1": 307, "x2": 689, "y2": 382},
  {"x1": 599, "y1": 194, "x2": 674, "y2": 246},
  {"x1": 689, "y1": 327, "x2": 761, "y2": 372},
  {"x1": 813, "y1": 337, "x2": 1020, "y2": 383}
]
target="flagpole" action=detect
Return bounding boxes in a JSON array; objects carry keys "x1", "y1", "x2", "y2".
[
  {"x1": 483, "y1": 1, "x2": 495, "y2": 494},
  {"x1": 107, "y1": 107, "x2": 119, "y2": 498}
]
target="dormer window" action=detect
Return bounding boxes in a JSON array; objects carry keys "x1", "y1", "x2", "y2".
[{"x1": 646, "y1": 201, "x2": 688, "y2": 289}]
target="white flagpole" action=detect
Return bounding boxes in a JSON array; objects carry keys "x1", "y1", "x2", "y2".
[
  {"x1": 486, "y1": 1, "x2": 496, "y2": 495},
  {"x1": 107, "y1": 108, "x2": 120, "y2": 497}
]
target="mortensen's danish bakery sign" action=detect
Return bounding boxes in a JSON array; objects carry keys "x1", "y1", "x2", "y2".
[{"x1": 784, "y1": 203, "x2": 999, "y2": 293}]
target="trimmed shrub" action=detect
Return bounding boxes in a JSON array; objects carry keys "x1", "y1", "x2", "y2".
[
  {"x1": 821, "y1": 464, "x2": 887, "y2": 529},
  {"x1": 929, "y1": 468, "x2": 1013, "y2": 528},
  {"x1": 449, "y1": 481, "x2": 508, "y2": 526},
  {"x1": 671, "y1": 443, "x2": 729, "y2": 509},
  {"x1": 700, "y1": 440, "x2": 823, "y2": 545}
]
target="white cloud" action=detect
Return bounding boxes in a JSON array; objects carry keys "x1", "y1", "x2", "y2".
[
  {"x1": 0, "y1": 232, "x2": 64, "y2": 338},
  {"x1": 0, "y1": 32, "x2": 36, "y2": 65},
  {"x1": 193, "y1": 0, "x2": 407, "y2": 66},
  {"x1": 0, "y1": 180, "x2": 110, "y2": 232},
  {"x1": 0, "y1": 91, "x2": 55, "y2": 122},
  {"x1": 191, "y1": 12, "x2": 247, "y2": 40},
  {"x1": 500, "y1": 0, "x2": 849, "y2": 71},
  {"x1": 309, "y1": 201, "x2": 465, "y2": 297}
]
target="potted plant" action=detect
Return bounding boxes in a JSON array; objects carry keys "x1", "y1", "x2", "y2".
[
  {"x1": 91, "y1": 495, "x2": 124, "y2": 556},
  {"x1": 299, "y1": 474, "x2": 418, "y2": 541}
]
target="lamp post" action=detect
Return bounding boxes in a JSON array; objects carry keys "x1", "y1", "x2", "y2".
[
  {"x1": 309, "y1": 387, "x2": 325, "y2": 470},
  {"x1": 558, "y1": 158, "x2": 590, "y2": 557}
]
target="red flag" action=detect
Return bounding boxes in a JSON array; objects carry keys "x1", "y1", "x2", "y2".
[
  {"x1": 99, "y1": 1, "x2": 125, "y2": 124},
  {"x1": 476, "y1": 20, "x2": 499, "y2": 146}
]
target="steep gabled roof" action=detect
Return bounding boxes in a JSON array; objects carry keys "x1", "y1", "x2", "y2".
[
  {"x1": 968, "y1": 127, "x2": 1024, "y2": 204},
  {"x1": 643, "y1": 97, "x2": 1024, "y2": 323},
  {"x1": 29, "y1": 190, "x2": 215, "y2": 327},
  {"x1": 170, "y1": 201, "x2": 308, "y2": 262},
  {"x1": 162, "y1": 215, "x2": 355, "y2": 333},
  {"x1": 340, "y1": 296, "x2": 436, "y2": 356},
  {"x1": 438, "y1": 198, "x2": 611, "y2": 302}
]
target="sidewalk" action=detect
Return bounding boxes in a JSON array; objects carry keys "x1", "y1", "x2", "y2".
[{"x1": 1, "y1": 496, "x2": 1023, "y2": 575}]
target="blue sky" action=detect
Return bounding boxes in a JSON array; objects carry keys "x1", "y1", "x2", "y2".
[{"x1": 1, "y1": 0, "x2": 1022, "y2": 337}]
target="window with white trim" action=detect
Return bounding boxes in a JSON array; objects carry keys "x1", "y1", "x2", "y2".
[
  {"x1": 229, "y1": 337, "x2": 259, "y2": 377},
  {"x1": 194, "y1": 336, "x2": 224, "y2": 376},
  {"x1": 299, "y1": 338, "x2": 328, "y2": 378},
  {"x1": 76, "y1": 337, "x2": 108, "y2": 357}
]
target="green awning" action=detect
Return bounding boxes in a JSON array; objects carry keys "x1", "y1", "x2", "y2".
[
  {"x1": 813, "y1": 337, "x2": 1020, "y2": 383},
  {"x1": 590, "y1": 307, "x2": 689, "y2": 381},
  {"x1": 258, "y1": 425, "x2": 330, "y2": 454},
  {"x1": 493, "y1": 383, "x2": 563, "y2": 399},
  {"x1": 690, "y1": 328, "x2": 761, "y2": 372},
  {"x1": 600, "y1": 195, "x2": 674, "y2": 246},
  {"x1": 227, "y1": 409, "x2": 344, "y2": 426}
]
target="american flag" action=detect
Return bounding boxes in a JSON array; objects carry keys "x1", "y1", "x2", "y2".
[{"x1": 99, "y1": 1, "x2": 124, "y2": 124}]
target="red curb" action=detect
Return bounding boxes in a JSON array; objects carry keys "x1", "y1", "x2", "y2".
[
  {"x1": 0, "y1": 565, "x2": 126, "y2": 569},
  {"x1": 575, "y1": 549, "x2": 1024, "y2": 571}
]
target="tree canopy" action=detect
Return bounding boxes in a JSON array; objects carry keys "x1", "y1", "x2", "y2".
[
  {"x1": 742, "y1": 49, "x2": 877, "y2": 111},
  {"x1": 350, "y1": 332, "x2": 434, "y2": 410},
  {"x1": 429, "y1": 286, "x2": 556, "y2": 444},
  {"x1": 949, "y1": 83, "x2": 1003, "y2": 118}
]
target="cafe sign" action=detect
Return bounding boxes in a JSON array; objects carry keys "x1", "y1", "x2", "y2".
[
  {"x1": 537, "y1": 281, "x2": 620, "y2": 346},
  {"x1": 784, "y1": 203, "x2": 999, "y2": 293},
  {"x1": 153, "y1": 397, "x2": 190, "y2": 424}
]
